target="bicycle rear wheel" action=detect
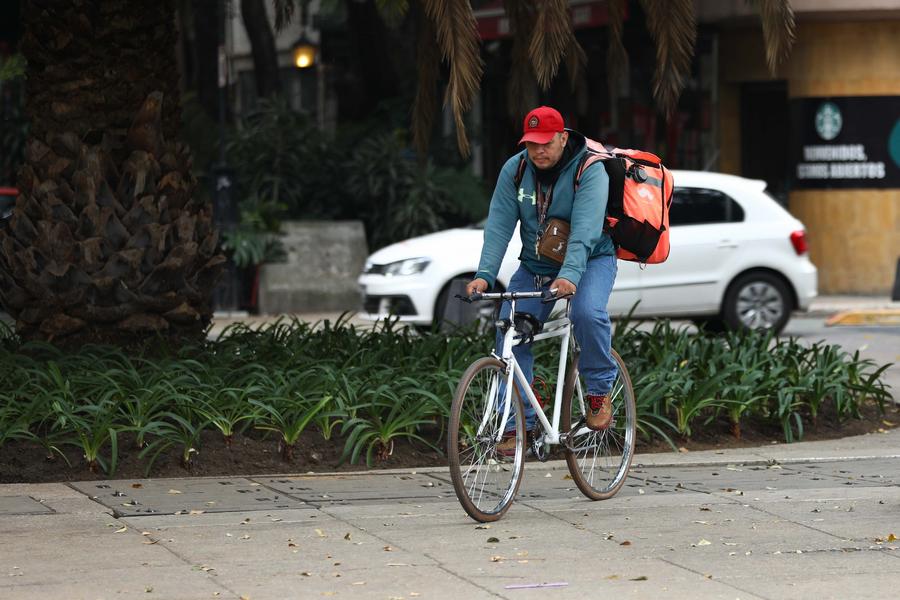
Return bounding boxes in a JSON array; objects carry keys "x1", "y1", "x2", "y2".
[
  {"x1": 561, "y1": 349, "x2": 636, "y2": 500},
  {"x1": 448, "y1": 357, "x2": 525, "y2": 522}
]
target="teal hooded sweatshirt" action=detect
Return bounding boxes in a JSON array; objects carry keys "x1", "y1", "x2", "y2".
[{"x1": 474, "y1": 130, "x2": 614, "y2": 288}]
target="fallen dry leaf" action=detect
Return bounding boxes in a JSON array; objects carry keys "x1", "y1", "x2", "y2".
[
  {"x1": 620, "y1": 541, "x2": 631, "y2": 546},
  {"x1": 490, "y1": 555, "x2": 504, "y2": 562},
  {"x1": 383, "y1": 545, "x2": 394, "y2": 552},
  {"x1": 487, "y1": 537, "x2": 500, "y2": 543},
  {"x1": 695, "y1": 539, "x2": 712, "y2": 546},
  {"x1": 114, "y1": 526, "x2": 128, "y2": 533},
  {"x1": 167, "y1": 489, "x2": 182, "y2": 495},
  {"x1": 315, "y1": 529, "x2": 326, "y2": 538},
  {"x1": 343, "y1": 533, "x2": 352, "y2": 541},
  {"x1": 131, "y1": 483, "x2": 143, "y2": 489},
  {"x1": 630, "y1": 576, "x2": 648, "y2": 581},
  {"x1": 189, "y1": 510, "x2": 205, "y2": 515}
]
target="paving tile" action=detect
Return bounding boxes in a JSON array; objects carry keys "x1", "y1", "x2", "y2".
[
  {"x1": 257, "y1": 472, "x2": 454, "y2": 504},
  {"x1": 69, "y1": 477, "x2": 311, "y2": 516},
  {"x1": 0, "y1": 495, "x2": 53, "y2": 516}
]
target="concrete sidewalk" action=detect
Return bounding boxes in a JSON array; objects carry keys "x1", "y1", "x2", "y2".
[{"x1": 3, "y1": 429, "x2": 899, "y2": 600}]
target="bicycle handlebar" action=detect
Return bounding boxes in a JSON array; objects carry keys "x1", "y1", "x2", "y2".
[{"x1": 455, "y1": 289, "x2": 561, "y2": 303}]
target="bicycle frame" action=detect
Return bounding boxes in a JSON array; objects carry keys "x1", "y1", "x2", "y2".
[{"x1": 472, "y1": 291, "x2": 576, "y2": 446}]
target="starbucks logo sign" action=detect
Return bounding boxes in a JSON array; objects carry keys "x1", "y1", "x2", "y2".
[{"x1": 815, "y1": 102, "x2": 842, "y2": 141}]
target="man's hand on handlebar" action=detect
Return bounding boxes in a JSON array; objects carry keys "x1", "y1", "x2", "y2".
[
  {"x1": 465, "y1": 277, "x2": 489, "y2": 297},
  {"x1": 550, "y1": 278, "x2": 576, "y2": 298}
]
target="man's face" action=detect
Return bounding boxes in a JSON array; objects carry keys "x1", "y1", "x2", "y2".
[{"x1": 525, "y1": 131, "x2": 568, "y2": 170}]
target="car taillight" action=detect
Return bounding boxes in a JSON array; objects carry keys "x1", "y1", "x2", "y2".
[{"x1": 790, "y1": 230, "x2": 808, "y2": 255}]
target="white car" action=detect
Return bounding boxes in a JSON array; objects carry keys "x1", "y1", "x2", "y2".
[{"x1": 358, "y1": 171, "x2": 818, "y2": 333}]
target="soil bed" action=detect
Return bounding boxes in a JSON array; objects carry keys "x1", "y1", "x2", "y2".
[{"x1": 3, "y1": 401, "x2": 897, "y2": 484}]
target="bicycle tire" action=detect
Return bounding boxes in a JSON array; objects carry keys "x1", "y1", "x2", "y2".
[
  {"x1": 448, "y1": 356, "x2": 525, "y2": 522},
  {"x1": 561, "y1": 349, "x2": 636, "y2": 500}
]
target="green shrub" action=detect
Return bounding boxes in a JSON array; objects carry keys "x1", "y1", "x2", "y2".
[{"x1": 0, "y1": 317, "x2": 891, "y2": 475}]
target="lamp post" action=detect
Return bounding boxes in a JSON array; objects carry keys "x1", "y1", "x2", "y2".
[
  {"x1": 212, "y1": 0, "x2": 239, "y2": 313},
  {"x1": 290, "y1": 7, "x2": 323, "y2": 130}
]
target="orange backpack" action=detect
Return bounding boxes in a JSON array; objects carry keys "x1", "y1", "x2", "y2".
[
  {"x1": 575, "y1": 139, "x2": 674, "y2": 264},
  {"x1": 513, "y1": 138, "x2": 673, "y2": 264}
]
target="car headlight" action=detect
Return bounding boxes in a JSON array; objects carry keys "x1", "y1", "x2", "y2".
[{"x1": 382, "y1": 257, "x2": 431, "y2": 276}]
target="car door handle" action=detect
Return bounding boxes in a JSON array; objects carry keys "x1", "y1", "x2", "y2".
[{"x1": 717, "y1": 240, "x2": 738, "y2": 249}]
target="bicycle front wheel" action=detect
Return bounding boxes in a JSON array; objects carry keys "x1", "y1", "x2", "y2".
[
  {"x1": 561, "y1": 349, "x2": 636, "y2": 500},
  {"x1": 448, "y1": 357, "x2": 525, "y2": 522}
]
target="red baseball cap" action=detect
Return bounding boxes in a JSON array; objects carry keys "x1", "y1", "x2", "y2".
[{"x1": 518, "y1": 106, "x2": 565, "y2": 144}]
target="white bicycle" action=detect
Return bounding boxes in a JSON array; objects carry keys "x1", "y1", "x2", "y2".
[{"x1": 448, "y1": 290, "x2": 636, "y2": 522}]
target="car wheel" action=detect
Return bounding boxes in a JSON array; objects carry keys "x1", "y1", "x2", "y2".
[
  {"x1": 722, "y1": 272, "x2": 792, "y2": 334},
  {"x1": 691, "y1": 317, "x2": 726, "y2": 333},
  {"x1": 418, "y1": 277, "x2": 474, "y2": 334}
]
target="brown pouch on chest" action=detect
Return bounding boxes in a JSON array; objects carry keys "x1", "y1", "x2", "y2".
[{"x1": 536, "y1": 217, "x2": 570, "y2": 265}]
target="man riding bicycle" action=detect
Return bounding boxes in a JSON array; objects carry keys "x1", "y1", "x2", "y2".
[{"x1": 465, "y1": 106, "x2": 618, "y2": 448}]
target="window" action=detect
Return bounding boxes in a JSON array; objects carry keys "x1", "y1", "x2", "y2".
[{"x1": 669, "y1": 187, "x2": 744, "y2": 226}]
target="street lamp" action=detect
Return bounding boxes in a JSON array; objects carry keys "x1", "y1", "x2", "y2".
[{"x1": 291, "y1": 34, "x2": 317, "y2": 69}]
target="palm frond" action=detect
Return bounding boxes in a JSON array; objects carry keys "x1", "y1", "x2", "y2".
[
  {"x1": 640, "y1": 0, "x2": 697, "y2": 116},
  {"x1": 505, "y1": 0, "x2": 537, "y2": 121},
  {"x1": 758, "y1": 0, "x2": 796, "y2": 74},
  {"x1": 412, "y1": 5, "x2": 440, "y2": 159},
  {"x1": 422, "y1": 0, "x2": 484, "y2": 157},
  {"x1": 606, "y1": 0, "x2": 629, "y2": 97},
  {"x1": 527, "y1": 0, "x2": 571, "y2": 90},
  {"x1": 272, "y1": 0, "x2": 296, "y2": 32}
]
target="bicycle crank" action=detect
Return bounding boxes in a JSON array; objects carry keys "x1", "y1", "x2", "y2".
[
  {"x1": 561, "y1": 417, "x2": 586, "y2": 451},
  {"x1": 529, "y1": 430, "x2": 551, "y2": 462}
]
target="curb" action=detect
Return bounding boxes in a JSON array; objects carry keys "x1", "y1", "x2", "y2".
[{"x1": 825, "y1": 309, "x2": 900, "y2": 326}]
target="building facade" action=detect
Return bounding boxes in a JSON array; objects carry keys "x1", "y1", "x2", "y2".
[{"x1": 707, "y1": 0, "x2": 900, "y2": 294}]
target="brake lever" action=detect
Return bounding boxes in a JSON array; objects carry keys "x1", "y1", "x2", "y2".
[{"x1": 454, "y1": 293, "x2": 482, "y2": 303}]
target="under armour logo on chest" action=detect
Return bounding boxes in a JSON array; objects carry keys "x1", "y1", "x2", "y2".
[{"x1": 518, "y1": 188, "x2": 536, "y2": 205}]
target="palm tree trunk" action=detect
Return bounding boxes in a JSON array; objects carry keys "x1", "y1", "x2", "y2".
[
  {"x1": 240, "y1": 0, "x2": 283, "y2": 100},
  {"x1": 0, "y1": 0, "x2": 224, "y2": 346}
]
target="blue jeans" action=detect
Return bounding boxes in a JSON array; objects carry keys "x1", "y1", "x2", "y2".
[{"x1": 496, "y1": 255, "x2": 618, "y2": 431}]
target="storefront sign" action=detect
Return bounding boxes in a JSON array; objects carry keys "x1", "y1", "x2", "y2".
[{"x1": 791, "y1": 96, "x2": 900, "y2": 189}]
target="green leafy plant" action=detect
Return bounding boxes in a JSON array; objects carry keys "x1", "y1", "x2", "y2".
[
  {"x1": 340, "y1": 392, "x2": 442, "y2": 467},
  {"x1": 252, "y1": 393, "x2": 331, "y2": 461}
]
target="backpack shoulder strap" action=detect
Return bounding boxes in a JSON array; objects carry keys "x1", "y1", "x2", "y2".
[
  {"x1": 573, "y1": 150, "x2": 607, "y2": 192},
  {"x1": 513, "y1": 154, "x2": 527, "y2": 190}
]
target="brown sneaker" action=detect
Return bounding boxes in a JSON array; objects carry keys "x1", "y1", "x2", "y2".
[
  {"x1": 585, "y1": 394, "x2": 612, "y2": 430},
  {"x1": 496, "y1": 432, "x2": 520, "y2": 457}
]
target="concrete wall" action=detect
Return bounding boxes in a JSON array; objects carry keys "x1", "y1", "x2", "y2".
[
  {"x1": 257, "y1": 221, "x2": 368, "y2": 314},
  {"x1": 718, "y1": 20, "x2": 900, "y2": 294}
]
